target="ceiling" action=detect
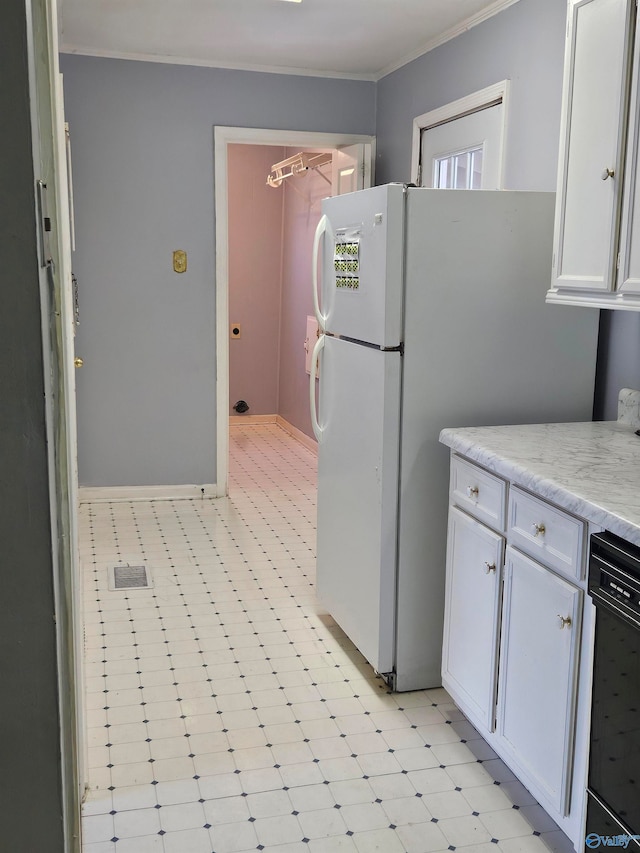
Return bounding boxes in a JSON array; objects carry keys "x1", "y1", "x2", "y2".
[{"x1": 59, "y1": 0, "x2": 520, "y2": 81}]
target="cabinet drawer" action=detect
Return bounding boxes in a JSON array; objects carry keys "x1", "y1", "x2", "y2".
[
  {"x1": 508, "y1": 487, "x2": 585, "y2": 580},
  {"x1": 450, "y1": 455, "x2": 506, "y2": 531}
]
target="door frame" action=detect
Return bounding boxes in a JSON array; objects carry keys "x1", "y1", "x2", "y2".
[
  {"x1": 54, "y1": 72, "x2": 86, "y2": 814},
  {"x1": 26, "y1": 0, "x2": 83, "y2": 846},
  {"x1": 213, "y1": 126, "x2": 375, "y2": 496},
  {"x1": 410, "y1": 79, "x2": 510, "y2": 188}
]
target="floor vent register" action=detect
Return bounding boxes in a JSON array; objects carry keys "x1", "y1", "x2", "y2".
[{"x1": 108, "y1": 564, "x2": 151, "y2": 590}]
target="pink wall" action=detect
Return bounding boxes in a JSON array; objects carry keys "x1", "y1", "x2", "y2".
[
  {"x1": 228, "y1": 144, "x2": 285, "y2": 416},
  {"x1": 228, "y1": 143, "x2": 328, "y2": 437}
]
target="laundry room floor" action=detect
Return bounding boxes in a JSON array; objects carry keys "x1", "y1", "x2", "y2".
[{"x1": 80, "y1": 423, "x2": 573, "y2": 853}]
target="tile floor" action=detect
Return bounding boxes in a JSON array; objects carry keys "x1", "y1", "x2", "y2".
[{"x1": 81, "y1": 423, "x2": 574, "y2": 853}]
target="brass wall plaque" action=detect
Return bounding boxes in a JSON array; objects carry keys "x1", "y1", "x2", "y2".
[{"x1": 173, "y1": 249, "x2": 187, "y2": 273}]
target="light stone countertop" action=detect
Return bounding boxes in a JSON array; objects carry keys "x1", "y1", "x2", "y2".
[{"x1": 439, "y1": 420, "x2": 640, "y2": 547}]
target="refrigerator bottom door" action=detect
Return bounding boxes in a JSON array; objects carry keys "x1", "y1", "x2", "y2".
[{"x1": 316, "y1": 335, "x2": 401, "y2": 675}]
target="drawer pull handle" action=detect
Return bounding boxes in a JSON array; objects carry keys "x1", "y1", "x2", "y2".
[
  {"x1": 601, "y1": 167, "x2": 615, "y2": 181},
  {"x1": 484, "y1": 561, "x2": 497, "y2": 574},
  {"x1": 467, "y1": 486, "x2": 479, "y2": 498},
  {"x1": 532, "y1": 522, "x2": 546, "y2": 537},
  {"x1": 557, "y1": 614, "x2": 572, "y2": 630}
]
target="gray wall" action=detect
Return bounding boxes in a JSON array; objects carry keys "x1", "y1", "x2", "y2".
[
  {"x1": 375, "y1": 0, "x2": 566, "y2": 189},
  {"x1": 1, "y1": 0, "x2": 65, "y2": 848},
  {"x1": 375, "y1": 0, "x2": 639, "y2": 419},
  {"x1": 61, "y1": 54, "x2": 375, "y2": 486},
  {"x1": 63, "y1": 0, "x2": 640, "y2": 489},
  {"x1": 595, "y1": 310, "x2": 640, "y2": 418}
]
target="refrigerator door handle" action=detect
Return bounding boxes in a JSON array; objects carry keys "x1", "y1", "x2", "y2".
[
  {"x1": 310, "y1": 333, "x2": 325, "y2": 441},
  {"x1": 312, "y1": 214, "x2": 332, "y2": 331}
]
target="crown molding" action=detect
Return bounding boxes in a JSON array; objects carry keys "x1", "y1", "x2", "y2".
[{"x1": 59, "y1": 45, "x2": 377, "y2": 81}]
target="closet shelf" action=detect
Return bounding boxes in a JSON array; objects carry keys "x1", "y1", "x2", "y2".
[{"x1": 267, "y1": 151, "x2": 332, "y2": 188}]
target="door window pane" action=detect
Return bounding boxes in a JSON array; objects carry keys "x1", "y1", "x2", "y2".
[
  {"x1": 418, "y1": 96, "x2": 504, "y2": 189},
  {"x1": 434, "y1": 145, "x2": 484, "y2": 190}
]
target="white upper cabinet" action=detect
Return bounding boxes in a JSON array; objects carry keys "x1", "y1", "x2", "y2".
[
  {"x1": 618, "y1": 6, "x2": 640, "y2": 294},
  {"x1": 548, "y1": 0, "x2": 640, "y2": 309}
]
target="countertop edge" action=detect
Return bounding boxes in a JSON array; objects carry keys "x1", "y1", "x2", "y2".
[{"x1": 439, "y1": 426, "x2": 640, "y2": 548}]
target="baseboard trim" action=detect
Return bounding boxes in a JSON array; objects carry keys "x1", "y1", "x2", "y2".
[
  {"x1": 276, "y1": 416, "x2": 318, "y2": 455},
  {"x1": 230, "y1": 414, "x2": 277, "y2": 425},
  {"x1": 79, "y1": 418, "x2": 316, "y2": 504},
  {"x1": 79, "y1": 483, "x2": 218, "y2": 503}
]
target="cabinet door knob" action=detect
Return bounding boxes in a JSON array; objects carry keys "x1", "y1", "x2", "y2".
[
  {"x1": 484, "y1": 561, "x2": 497, "y2": 574},
  {"x1": 601, "y1": 167, "x2": 615, "y2": 181},
  {"x1": 467, "y1": 486, "x2": 479, "y2": 498},
  {"x1": 557, "y1": 614, "x2": 572, "y2": 630},
  {"x1": 532, "y1": 522, "x2": 546, "y2": 537}
]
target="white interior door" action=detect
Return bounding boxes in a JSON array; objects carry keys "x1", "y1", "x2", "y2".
[
  {"x1": 331, "y1": 143, "x2": 372, "y2": 195},
  {"x1": 51, "y1": 73, "x2": 85, "y2": 804},
  {"x1": 316, "y1": 335, "x2": 401, "y2": 675},
  {"x1": 420, "y1": 104, "x2": 504, "y2": 189}
]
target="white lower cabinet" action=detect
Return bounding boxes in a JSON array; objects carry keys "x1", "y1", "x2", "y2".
[
  {"x1": 442, "y1": 507, "x2": 504, "y2": 732},
  {"x1": 496, "y1": 546, "x2": 582, "y2": 816},
  {"x1": 442, "y1": 453, "x2": 591, "y2": 849}
]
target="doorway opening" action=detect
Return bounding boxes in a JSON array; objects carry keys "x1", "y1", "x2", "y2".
[{"x1": 214, "y1": 127, "x2": 374, "y2": 497}]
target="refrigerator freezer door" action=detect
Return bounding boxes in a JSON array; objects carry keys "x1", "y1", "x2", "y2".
[
  {"x1": 316, "y1": 335, "x2": 401, "y2": 675},
  {"x1": 319, "y1": 184, "x2": 405, "y2": 347}
]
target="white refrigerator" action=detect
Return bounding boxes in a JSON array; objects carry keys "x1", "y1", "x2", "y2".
[{"x1": 309, "y1": 183, "x2": 599, "y2": 692}]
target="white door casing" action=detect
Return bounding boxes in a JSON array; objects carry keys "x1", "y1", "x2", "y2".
[
  {"x1": 411, "y1": 80, "x2": 509, "y2": 189},
  {"x1": 214, "y1": 127, "x2": 375, "y2": 497}
]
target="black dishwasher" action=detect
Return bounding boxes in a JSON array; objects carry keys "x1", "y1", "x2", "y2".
[{"x1": 586, "y1": 531, "x2": 640, "y2": 848}]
